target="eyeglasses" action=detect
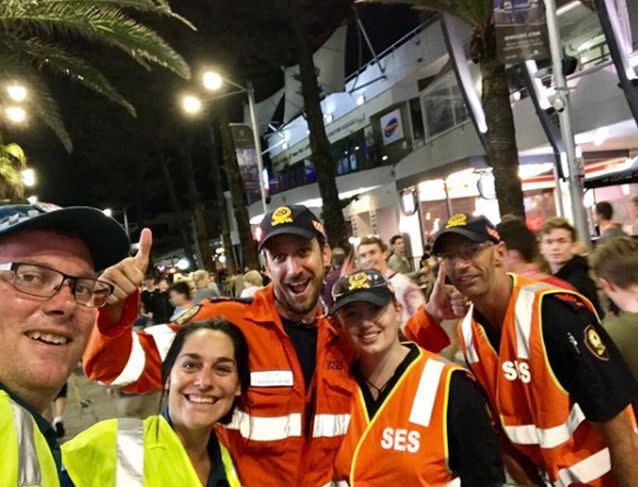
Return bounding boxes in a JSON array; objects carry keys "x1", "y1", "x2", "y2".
[
  {"x1": 0, "y1": 262, "x2": 114, "y2": 308},
  {"x1": 437, "y1": 242, "x2": 493, "y2": 262}
]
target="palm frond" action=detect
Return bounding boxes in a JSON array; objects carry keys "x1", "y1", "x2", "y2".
[
  {"x1": 0, "y1": 36, "x2": 135, "y2": 116},
  {"x1": 0, "y1": 56, "x2": 73, "y2": 151},
  {"x1": 0, "y1": 3, "x2": 191, "y2": 79}
]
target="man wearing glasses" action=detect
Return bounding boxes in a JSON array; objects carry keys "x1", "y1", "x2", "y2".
[
  {"x1": 0, "y1": 202, "x2": 130, "y2": 486},
  {"x1": 429, "y1": 213, "x2": 638, "y2": 486}
]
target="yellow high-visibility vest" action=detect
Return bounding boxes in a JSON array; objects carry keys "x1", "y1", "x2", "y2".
[
  {"x1": 62, "y1": 414, "x2": 240, "y2": 487},
  {"x1": 0, "y1": 389, "x2": 61, "y2": 487}
]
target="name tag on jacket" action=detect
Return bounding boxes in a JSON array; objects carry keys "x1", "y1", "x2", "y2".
[{"x1": 250, "y1": 370, "x2": 294, "y2": 387}]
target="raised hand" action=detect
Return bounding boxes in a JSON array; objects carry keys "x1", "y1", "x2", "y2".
[
  {"x1": 99, "y1": 228, "x2": 152, "y2": 321},
  {"x1": 425, "y1": 265, "x2": 469, "y2": 323}
]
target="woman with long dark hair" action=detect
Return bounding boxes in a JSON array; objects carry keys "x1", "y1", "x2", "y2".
[{"x1": 62, "y1": 319, "x2": 249, "y2": 486}]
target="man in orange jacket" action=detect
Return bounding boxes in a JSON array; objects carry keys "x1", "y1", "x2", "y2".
[
  {"x1": 85, "y1": 205, "x2": 459, "y2": 486},
  {"x1": 428, "y1": 212, "x2": 638, "y2": 486}
]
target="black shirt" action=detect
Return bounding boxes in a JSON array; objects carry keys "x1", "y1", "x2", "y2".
[
  {"x1": 554, "y1": 254, "x2": 605, "y2": 318},
  {"x1": 282, "y1": 318, "x2": 318, "y2": 389},
  {"x1": 0, "y1": 382, "x2": 74, "y2": 486},
  {"x1": 478, "y1": 293, "x2": 637, "y2": 422},
  {"x1": 353, "y1": 344, "x2": 505, "y2": 487},
  {"x1": 150, "y1": 291, "x2": 174, "y2": 324}
]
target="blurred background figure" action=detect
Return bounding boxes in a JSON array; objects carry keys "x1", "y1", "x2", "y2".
[
  {"x1": 148, "y1": 277, "x2": 174, "y2": 324},
  {"x1": 191, "y1": 269, "x2": 221, "y2": 303},
  {"x1": 594, "y1": 201, "x2": 628, "y2": 244},
  {"x1": 497, "y1": 215, "x2": 574, "y2": 289},
  {"x1": 169, "y1": 281, "x2": 193, "y2": 320},
  {"x1": 592, "y1": 237, "x2": 638, "y2": 386},
  {"x1": 539, "y1": 217, "x2": 604, "y2": 316},
  {"x1": 240, "y1": 269, "x2": 263, "y2": 298},
  {"x1": 388, "y1": 234, "x2": 418, "y2": 280},
  {"x1": 322, "y1": 246, "x2": 346, "y2": 308}
]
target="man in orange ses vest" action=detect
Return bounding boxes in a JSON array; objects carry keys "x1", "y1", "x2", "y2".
[
  {"x1": 83, "y1": 205, "x2": 454, "y2": 487},
  {"x1": 429, "y1": 212, "x2": 638, "y2": 486},
  {"x1": 329, "y1": 269, "x2": 505, "y2": 486}
]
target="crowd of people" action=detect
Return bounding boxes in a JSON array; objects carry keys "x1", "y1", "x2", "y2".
[{"x1": 1, "y1": 199, "x2": 637, "y2": 486}]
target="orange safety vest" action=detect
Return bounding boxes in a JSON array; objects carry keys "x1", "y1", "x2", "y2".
[
  {"x1": 458, "y1": 274, "x2": 636, "y2": 486},
  {"x1": 85, "y1": 285, "x2": 356, "y2": 487},
  {"x1": 333, "y1": 345, "x2": 462, "y2": 486}
]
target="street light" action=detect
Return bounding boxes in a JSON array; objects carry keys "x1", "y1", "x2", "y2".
[
  {"x1": 182, "y1": 94, "x2": 203, "y2": 115},
  {"x1": 6, "y1": 83, "x2": 28, "y2": 103},
  {"x1": 182, "y1": 69, "x2": 268, "y2": 215},
  {"x1": 5, "y1": 106, "x2": 27, "y2": 124},
  {"x1": 21, "y1": 168, "x2": 36, "y2": 187}
]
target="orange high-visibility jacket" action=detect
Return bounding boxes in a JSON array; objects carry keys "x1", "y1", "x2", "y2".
[
  {"x1": 84, "y1": 285, "x2": 448, "y2": 487},
  {"x1": 333, "y1": 346, "x2": 462, "y2": 486},
  {"x1": 458, "y1": 275, "x2": 636, "y2": 486}
]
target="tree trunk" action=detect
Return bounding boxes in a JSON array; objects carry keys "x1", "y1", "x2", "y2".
[
  {"x1": 479, "y1": 24, "x2": 525, "y2": 217},
  {"x1": 208, "y1": 123, "x2": 237, "y2": 274},
  {"x1": 158, "y1": 155, "x2": 197, "y2": 263},
  {"x1": 290, "y1": 0, "x2": 348, "y2": 248},
  {"x1": 219, "y1": 107, "x2": 260, "y2": 270},
  {"x1": 176, "y1": 138, "x2": 214, "y2": 270}
]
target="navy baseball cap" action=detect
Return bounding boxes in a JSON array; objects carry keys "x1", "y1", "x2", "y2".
[
  {"x1": 258, "y1": 205, "x2": 327, "y2": 251},
  {"x1": 0, "y1": 202, "x2": 130, "y2": 270},
  {"x1": 330, "y1": 269, "x2": 394, "y2": 315},
  {"x1": 432, "y1": 213, "x2": 501, "y2": 255}
]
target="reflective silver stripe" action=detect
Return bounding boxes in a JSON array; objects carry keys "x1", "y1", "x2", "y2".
[
  {"x1": 143, "y1": 324, "x2": 177, "y2": 362},
  {"x1": 503, "y1": 403, "x2": 586, "y2": 448},
  {"x1": 555, "y1": 447, "x2": 610, "y2": 486},
  {"x1": 322, "y1": 482, "x2": 349, "y2": 487},
  {"x1": 11, "y1": 402, "x2": 41, "y2": 487},
  {"x1": 515, "y1": 283, "x2": 549, "y2": 360},
  {"x1": 224, "y1": 410, "x2": 302, "y2": 441},
  {"x1": 110, "y1": 332, "x2": 146, "y2": 386},
  {"x1": 409, "y1": 359, "x2": 444, "y2": 428},
  {"x1": 312, "y1": 414, "x2": 351, "y2": 438},
  {"x1": 445, "y1": 478, "x2": 461, "y2": 487},
  {"x1": 460, "y1": 305, "x2": 479, "y2": 364},
  {"x1": 116, "y1": 418, "x2": 144, "y2": 487}
]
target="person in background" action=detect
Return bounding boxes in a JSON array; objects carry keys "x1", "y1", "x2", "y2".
[
  {"x1": 240, "y1": 269, "x2": 263, "y2": 298},
  {"x1": 149, "y1": 276, "x2": 174, "y2": 323},
  {"x1": 330, "y1": 269, "x2": 505, "y2": 486},
  {"x1": 594, "y1": 201, "x2": 628, "y2": 244},
  {"x1": 140, "y1": 276, "x2": 158, "y2": 321},
  {"x1": 0, "y1": 202, "x2": 130, "y2": 486},
  {"x1": 321, "y1": 246, "x2": 346, "y2": 308},
  {"x1": 539, "y1": 217, "x2": 604, "y2": 317},
  {"x1": 63, "y1": 319, "x2": 246, "y2": 486},
  {"x1": 169, "y1": 281, "x2": 193, "y2": 320},
  {"x1": 192, "y1": 269, "x2": 221, "y2": 303},
  {"x1": 388, "y1": 234, "x2": 419, "y2": 280},
  {"x1": 429, "y1": 212, "x2": 637, "y2": 486},
  {"x1": 358, "y1": 235, "x2": 425, "y2": 328},
  {"x1": 591, "y1": 237, "x2": 638, "y2": 383},
  {"x1": 497, "y1": 215, "x2": 574, "y2": 289}
]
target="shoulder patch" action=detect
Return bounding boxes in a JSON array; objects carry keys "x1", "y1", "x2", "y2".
[
  {"x1": 174, "y1": 305, "x2": 202, "y2": 325},
  {"x1": 583, "y1": 325, "x2": 609, "y2": 361},
  {"x1": 207, "y1": 296, "x2": 255, "y2": 305},
  {"x1": 552, "y1": 292, "x2": 587, "y2": 311}
]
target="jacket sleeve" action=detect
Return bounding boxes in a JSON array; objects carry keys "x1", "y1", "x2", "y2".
[
  {"x1": 83, "y1": 291, "x2": 167, "y2": 393},
  {"x1": 403, "y1": 304, "x2": 450, "y2": 353}
]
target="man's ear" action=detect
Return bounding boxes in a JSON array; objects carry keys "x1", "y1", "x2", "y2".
[
  {"x1": 598, "y1": 276, "x2": 615, "y2": 293},
  {"x1": 322, "y1": 242, "x2": 332, "y2": 268}
]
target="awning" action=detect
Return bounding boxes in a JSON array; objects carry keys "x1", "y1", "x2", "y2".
[{"x1": 585, "y1": 167, "x2": 638, "y2": 189}]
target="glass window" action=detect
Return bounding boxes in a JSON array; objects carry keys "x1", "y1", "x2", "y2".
[{"x1": 423, "y1": 75, "x2": 469, "y2": 140}]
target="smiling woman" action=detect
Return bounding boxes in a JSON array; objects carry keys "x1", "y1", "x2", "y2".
[{"x1": 62, "y1": 320, "x2": 249, "y2": 487}]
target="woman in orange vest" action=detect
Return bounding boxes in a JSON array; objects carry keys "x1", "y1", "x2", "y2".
[{"x1": 329, "y1": 269, "x2": 505, "y2": 486}]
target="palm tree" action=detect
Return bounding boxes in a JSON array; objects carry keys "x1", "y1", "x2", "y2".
[
  {"x1": 0, "y1": 142, "x2": 27, "y2": 201},
  {"x1": 0, "y1": 0, "x2": 192, "y2": 152},
  {"x1": 360, "y1": 0, "x2": 525, "y2": 217}
]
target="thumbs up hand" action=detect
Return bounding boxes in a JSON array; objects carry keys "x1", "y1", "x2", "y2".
[
  {"x1": 425, "y1": 265, "x2": 469, "y2": 323},
  {"x1": 99, "y1": 228, "x2": 153, "y2": 320}
]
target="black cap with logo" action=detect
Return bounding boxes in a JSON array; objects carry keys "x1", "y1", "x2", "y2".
[
  {"x1": 258, "y1": 205, "x2": 327, "y2": 251},
  {"x1": 432, "y1": 213, "x2": 501, "y2": 255},
  {"x1": 0, "y1": 202, "x2": 130, "y2": 270},
  {"x1": 330, "y1": 269, "x2": 394, "y2": 315}
]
